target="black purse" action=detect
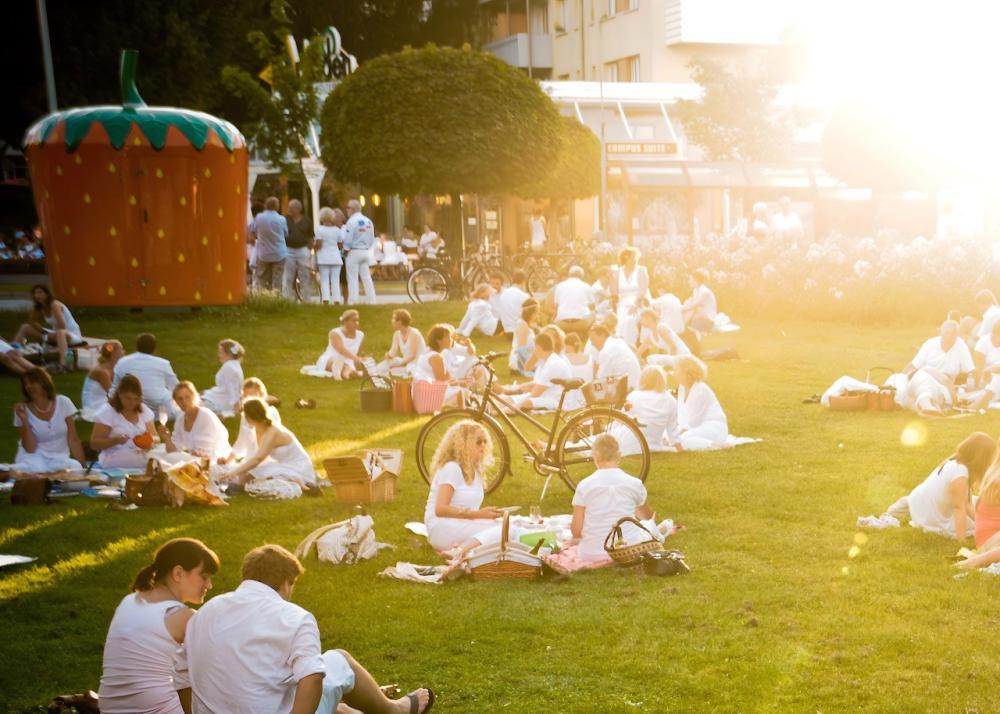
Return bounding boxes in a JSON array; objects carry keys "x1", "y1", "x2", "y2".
[{"x1": 641, "y1": 549, "x2": 690, "y2": 576}]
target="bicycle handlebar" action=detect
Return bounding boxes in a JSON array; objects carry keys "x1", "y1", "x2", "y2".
[{"x1": 478, "y1": 351, "x2": 509, "y2": 364}]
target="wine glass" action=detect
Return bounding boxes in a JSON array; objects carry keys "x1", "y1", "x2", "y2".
[
  {"x1": 157, "y1": 406, "x2": 168, "y2": 427},
  {"x1": 530, "y1": 505, "x2": 542, "y2": 524}
]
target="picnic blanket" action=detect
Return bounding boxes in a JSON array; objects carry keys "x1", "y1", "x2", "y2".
[{"x1": 542, "y1": 545, "x2": 612, "y2": 575}]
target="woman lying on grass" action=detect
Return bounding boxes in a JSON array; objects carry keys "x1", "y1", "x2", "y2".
[
  {"x1": 870, "y1": 432, "x2": 995, "y2": 540},
  {"x1": 957, "y1": 450, "x2": 1000, "y2": 569},
  {"x1": 99, "y1": 538, "x2": 219, "y2": 714}
]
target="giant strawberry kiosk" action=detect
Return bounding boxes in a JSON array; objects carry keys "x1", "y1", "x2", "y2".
[{"x1": 24, "y1": 50, "x2": 249, "y2": 306}]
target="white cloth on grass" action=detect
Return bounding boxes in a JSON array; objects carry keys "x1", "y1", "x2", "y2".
[
  {"x1": 12, "y1": 395, "x2": 82, "y2": 472},
  {"x1": 820, "y1": 376, "x2": 879, "y2": 407},
  {"x1": 200, "y1": 359, "x2": 243, "y2": 417}
]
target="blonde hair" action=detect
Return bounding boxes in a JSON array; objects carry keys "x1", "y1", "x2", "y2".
[
  {"x1": 618, "y1": 246, "x2": 640, "y2": 265},
  {"x1": 172, "y1": 380, "x2": 199, "y2": 401},
  {"x1": 592, "y1": 434, "x2": 621, "y2": 464},
  {"x1": 639, "y1": 365, "x2": 667, "y2": 392},
  {"x1": 219, "y1": 338, "x2": 245, "y2": 360},
  {"x1": 675, "y1": 355, "x2": 707, "y2": 383},
  {"x1": 243, "y1": 377, "x2": 268, "y2": 399},
  {"x1": 98, "y1": 339, "x2": 122, "y2": 364},
  {"x1": 429, "y1": 420, "x2": 493, "y2": 484},
  {"x1": 952, "y1": 432, "x2": 999, "y2": 499},
  {"x1": 319, "y1": 207, "x2": 336, "y2": 225},
  {"x1": 981, "y1": 466, "x2": 1000, "y2": 505},
  {"x1": 340, "y1": 309, "x2": 360, "y2": 324}
]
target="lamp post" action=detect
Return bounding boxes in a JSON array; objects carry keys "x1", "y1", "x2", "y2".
[
  {"x1": 598, "y1": 14, "x2": 606, "y2": 235},
  {"x1": 36, "y1": 0, "x2": 57, "y2": 113}
]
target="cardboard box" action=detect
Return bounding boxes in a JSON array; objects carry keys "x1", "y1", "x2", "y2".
[{"x1": 322, "y1": 449, "x2": 402, "y2": 504}]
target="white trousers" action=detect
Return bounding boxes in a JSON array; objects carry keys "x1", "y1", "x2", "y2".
[
  {"x1": 679, "y1": 420, "x2": 728, "y2": 450},
  {"x1": 317, "y1": 264, "x2": 343, "y2": 304},
  {"x1": 282, "y1": 247, "x2": 313, "y2": 300},
  {"x1": 345, "y1": 249, "x2": 376, "y2": 305}
]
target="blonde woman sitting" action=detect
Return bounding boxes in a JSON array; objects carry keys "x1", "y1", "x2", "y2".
[
  {"x1": 216, "y1": 398, "x2": 314, "y2": 489},
  {"x1": 377, "y1": 309, "x2": 426, "y2": 376},
  {"x1": 158, "y1": 382, "x2": 232, "y2": 462},
  {"x1": 81, "y1": 340, "x2": 124, "y2": 421},
  {"x1": 674, "y1": 355, "x2": 729, "y2": 451},
  {"x1": 423, "y1": 420, "x2": 513, "y2": 553},
  {"x1": 616, "y1": 365, "x2": 678, "y2": 454},
  {"x1": 309, "y1": 309, "x2": 365, "y2": 379},
  {"x1": 224, "y1": 378, "x2": 281, "y2": 464},
  {"x1": 200, "y1": 339, "x2": 245, "y2": 417},
  {"x1": 636, "y1": 308, "x2": 690, "y2": 368}
]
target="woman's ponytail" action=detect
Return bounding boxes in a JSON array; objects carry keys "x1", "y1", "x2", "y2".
[{"x1": 131, "y1": 563, "x2": 157, "y2": 592}]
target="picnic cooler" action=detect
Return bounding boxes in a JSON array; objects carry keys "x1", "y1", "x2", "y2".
[
  {"x1": 469, "y1": 511, "x2": 542, "y2": 581},
  {"x1": 392, "y1": 378, "x2": 414, "y2": 414},
  {"x1": 323, "y1": 449, "x2": 402, "y2": 503},
  {"x1": 828, "y1": 367, "x2": 896, "y2": 412},
  {"x1": 603, "y1": 516, "x2": 664, "y2": 566},
  {"x1": 412, "y1": 381, "x2": 448, "y2": 414},
  {"x1": 582, "y1": 375, "x2": 629, "y2": 408}
]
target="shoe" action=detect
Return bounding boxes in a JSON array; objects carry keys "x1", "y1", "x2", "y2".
[{"x1": 295, "y1": 399, "x2": 316, "y2": 409}]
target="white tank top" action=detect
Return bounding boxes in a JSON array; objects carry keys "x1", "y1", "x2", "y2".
[
  {"x1": 99, "y1": 593, "x2": 186, "y2": 714},
  {"x1": 617, "y1": 267, "x2": 641, "y2": 305},
  {"x1": 333, "y1": 327, "x2": 364, "y2": 356},
  {"x1": 412, "y1": 350, "x2": 444, "y2": 383}
]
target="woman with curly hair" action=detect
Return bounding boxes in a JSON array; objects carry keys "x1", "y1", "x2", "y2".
[{"x1": 423, "y1": 420, "x2": 507, "y2": 552}]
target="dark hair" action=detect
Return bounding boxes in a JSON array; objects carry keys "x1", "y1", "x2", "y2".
[
  {"x1": 427, "y1": 323, "x2": 453, "y2": 352},
  {"x1": 110, "y1": 374, "x2": 143, "y2": 413},
  {"x1": 512, "y1": 270, "x2": 527, "y2": 285},
  {"x1": 136, "y1": 333, "x2": 157, "y2": 354},
  {"x1": 241, "y1": 544, "x2": 304, "y2": 591},
  {"x1": 242, "y1": 397, "x2": 272, "y2": 425},
  {"x1": 30, "y1": 284, "x2": 54, "y2": 322},
  {"x1": 536, "y1": 332, "x2": 555, "y2": 353},
  {"x1": 521, "y1": 299, "x2": 539, "y2": 323},
  {"x1": 565, "y1": 332, "x2": 582, "y2": 351},
  {"x1": 21, "y1": 366, "x2": 55, "y2": 401},
  {"x1": 132, "y1": 537, "x2": 220, "y2": 592},
  {"x1": 590, "y1": 323, "x2": 610, "y2": 338},
  {"x1": 392, "y1": 308, "x2": 412, "y2": 327}
]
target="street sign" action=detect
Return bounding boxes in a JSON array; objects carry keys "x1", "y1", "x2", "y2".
[{"x1": 606, "y1": 142, "x2": 678, "y2": 155}]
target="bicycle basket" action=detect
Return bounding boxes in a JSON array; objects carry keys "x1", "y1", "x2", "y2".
[{"x1": 581, "y1": 375, "x2": 629, "y2": 408}]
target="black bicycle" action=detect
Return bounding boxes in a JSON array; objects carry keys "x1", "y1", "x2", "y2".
[
  {"x1": 415, "y1": 352, "x2": 650, "y2": 493},
  {"x1": 406, "y1": 250, "x2": 510, "y2": 303}
]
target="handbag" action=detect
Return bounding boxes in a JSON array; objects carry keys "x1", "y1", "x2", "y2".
[
  {"x1": 603, "y1": 516, "x2": 664, "y2": 566},
  {"x1": 392, "y1": 378, "x2": 414, "y2": 414},
  {"x1": 124, "y1": 459, "x2": 170, "y2": 507},
  {"x1": 582, "y1": 375, "x2": 630, "y2": 408},
  {"x1": 641, "y1": 549, "x2": 690, "y2": 576},
  {"x1": 11, "y1": 477, "x2": 52, "y2": 505},
  {"x1": 412, "y1": 381, "x2": 448, "y2": 414}
]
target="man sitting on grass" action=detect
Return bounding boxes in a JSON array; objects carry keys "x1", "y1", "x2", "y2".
[{"x1": 177, "y1": 544, "x2": 434, "y2": 714}]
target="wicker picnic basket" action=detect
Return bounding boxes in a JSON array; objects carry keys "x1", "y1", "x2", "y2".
[
  {"x1": 469, "y1": 512, "x2": 542, "y2": 581},
  {"x1": 603, "y1": 516, "x2": 664, "y2": 566},
  {"x1": 582, "y1": 375, "x2": 629, "y2": 408},
  {"x1": 829, "y1": 367, "x2": 896, "y2": 412}
]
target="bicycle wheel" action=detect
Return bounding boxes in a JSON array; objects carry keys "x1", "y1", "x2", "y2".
[
  {"x1": 554, "y1": 407, "x2": 651, "y2": 491},
  {"x1": 293, "y1": 270, "x2": 320, "y2": 303},
  {"x1": 527, "y1": 262, "x2": 558, "y2": 294},
  {"x1": 407, "y1": 267, "x2": 449, "y2": 303},
  {"x1": 416, "y1": 409, "x2": 511, "y2": 495}
]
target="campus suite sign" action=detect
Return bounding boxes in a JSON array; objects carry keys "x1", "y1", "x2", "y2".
[{"x1": 607, "y1": 142, "x2": 678, "y2": 155}]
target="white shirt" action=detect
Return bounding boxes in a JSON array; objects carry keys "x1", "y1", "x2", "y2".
[
  {"x1": 201, "y1": 360, "x2": 244, "y2": 417},
  {"x1": 533, "y1": 352, "x2": 572, "y2": 403},
  {"x1": 596, "y1": 337, "x2": 641, "y2": 389},
  {"x1": 907, "y1": 459, "x2": 973, "y2": 538},
  {"x1": 457, "y1": 298, "x2": 498, "y2": 337},
  {"x1": 419, "y1": 231, "x2": 440, "y2": 256},
  {"x1": 651, "y1": 293, "x2": 685, "y2": 334},
  {"x1": 179, "y1": 580, "x2": 328, "y2": 714},
  {"x1": 171, "y1": 407, "x2": 231, "y2": 460},
  {"x1": 677, "y1": 382, "x2": 727, "y2": 431},
  {"x1": 314, "y1": 225, "x2": 343, "y2": 265},
  {"x1": 980, "y1": 304, "x2": 1000, "y2": 337},
  {"x1": 770, "y1": 210, "x2": 803, "y2": 240},
  {"x1": 911, "y1": 337, "x2": 974, "y2": 379},
  {"x1": 685, "y1": 284, "x2": 717, "y2": 324},
  {"x1": 94, "y1": 403, "x2": 155, "y2": 463},
  {"x1": 496, "y1": 286, "x2": 530, "y2": 333},
  {"x1": 572, "y1": 467, "x2": 648, "y2": 558},
  {"x1": 113, "y1": 353, "x2": 179, "y2": 409},
  {"x1": 343, "y1": 212, "x2": 375, "y2": 250},
  {"x1": 13, "y1": 394, "x2": 78, "y2": 461},
  {"x1": 553, "y1": 277, "x2": 594, "y2": 321},
  {"x1": 975, "y1": 333, "x2": 1000, "y2": 370},
  {"x1": 424, "y1": 461, "x2": 484, "y2": 529}
]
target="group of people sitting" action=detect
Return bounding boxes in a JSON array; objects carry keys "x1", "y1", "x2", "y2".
[
  {"x1": 859, "y1": 431, "x2": 1000, "y2": 571},
  {"x1": 99, "y1": 538, "x2": 434, "y2": 713}
]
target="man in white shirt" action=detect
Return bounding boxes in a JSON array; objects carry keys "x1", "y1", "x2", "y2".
[
  {"x1": 970, "y1": 321, "x2": 1000, "y2": 409},
  {"x1": 682, "y1": 269, "x2": 717, "y2": 335},
  {"x1": 904, "y1": 320, "x2": 974, "y2": 381},
  {"x1": 589, "y1": 323, "x2": 641, "y2": 389},
  {"x1": 418, "y1": 224, "x2": 443, "y2": 258},
  {"x1": 547, "y1": 266, "x2": 594, "y2": 337},
  {"x1": 494, "y1": 270, "x2": 531, "y2": 334},
  {"x1": 976, "y1": 289, "x2": 1000, "y2": 337},
  {"x1": 343, "y1": 199, "x2": 377, "y2": 305},
  {"x1": 769, "y1": 196, "x2": 804, "y2": 243},
  {"x1": 112, "y1": 333, "x2": 179, "y2": 416},
  {"x1": 457, "y1": 284, "x2": 501, "y2": 337},
  {"x1": 177, "y1": 544, "x2": 432, "y2": 714}
]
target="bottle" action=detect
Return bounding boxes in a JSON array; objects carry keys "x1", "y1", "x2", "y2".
[{"x1": 66, "y1": 349, "x2": 76, "y2": 372}]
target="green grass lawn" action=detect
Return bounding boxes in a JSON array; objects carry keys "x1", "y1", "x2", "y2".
[{"x1": 0, "y1": 301, "x2": 998, "y2": 713}]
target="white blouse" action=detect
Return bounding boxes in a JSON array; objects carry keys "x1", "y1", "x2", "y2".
[
  {"x1": 201, "y1": 360, "x2": 244, "y2": 417},
  {"x1": 93, "y1": 403, "x2": 155, "y2": 463},
  {"x1": 677, "y1": 382, "x2": 727, "y2": 431},
  {"x1": 13, "y1": 395, "x2": 79, "y2": 466},
  {"x1": 171, "y1": 407, "x2": 231, "y2": 460},
  {"x1": 315, "y1": 225, "x2": 344, "y2": 265},
  {"x1": 424, "y1": 461, "x2": 484, "y2": 530}
]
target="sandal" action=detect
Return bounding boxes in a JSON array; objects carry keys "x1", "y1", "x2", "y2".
[
  {"x1": 295, "y1": 399, "x2": 316, "y2": 409},
  {"x1": 406, "y1": 689, "x2": 435, "y2": 713}
]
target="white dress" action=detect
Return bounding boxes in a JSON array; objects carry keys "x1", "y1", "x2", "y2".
[
  {"x1": 46, "y1": 303, "x2": 82, "y2": 343},
  {"x1": 201, "y1": 360, "x2": 244, "y2": 417},
  {"x1": 171, "y1": 407, "x2": 231, "y2": 461},
  {"x1": 314, "y1": 327, "x2": 364, "y2": 378},
  {"x1": 12, "y1": 395, "x2": 82, "y2": 472},
  {"x1": 614, "y1": 389, "x2": 678, "y2": 454},
  {"x1": 98, "y1": 593, "x2": 185, "y2": 714},
  {"x1": 510, "y1": 352, "x2": 572, "y2": 411},
  {"x1": 249, "y1": 430, "x2": 315, "y2": 486},
  {"x1": 94, "y1": 403, "x2": 155, "y2": 469},
  {"x1": 616, "y1": 267, "x2": 645, "y2": 344},
  {"x1": 424, "y1": 462, "x2": 499, "y2": 551},
  {"x1": 904, "y1": 460, "x2": 975, "y2": 538},
  {"x1": 377, "y1": 328, "x2": 427, "y2": 376},
  {"x1": 677, "y1": 382, "x2": 728, "y2": 450},
  {"x1": 81, "y1": 375, "x2": 110, "y2": 421},
  {"x1": 230, "y1": 405, "x2": 281, "y2": 460}
]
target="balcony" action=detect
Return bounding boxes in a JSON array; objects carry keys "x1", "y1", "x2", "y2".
[{"x1": 483, "y1": 32, "x2": 553, "y2": 70}]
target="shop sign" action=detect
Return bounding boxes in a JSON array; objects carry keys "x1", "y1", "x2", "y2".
[
  {"x1": 322, "y1": 27, "x2": 358, "y2": 81},
  {"x1": 607, "y1": 142, "x2": 678, "y2": 155}
]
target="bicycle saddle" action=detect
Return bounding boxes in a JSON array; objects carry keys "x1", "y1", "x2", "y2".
[{"x1": 551, "y1": 377, "x2": 585, "y2": 390}]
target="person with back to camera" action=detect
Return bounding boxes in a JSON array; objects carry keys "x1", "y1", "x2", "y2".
[
  {"x1": 674, "y1": 355, "x2": 729, "y2": 451},
  {"x1": 315, "y1": 207, "x2": 345, "y2": 305},
  {"x1": 547, "y1": 265, "x2": 595, "y2": 338},
  {"x1": 495, "y1": 270, "x2": 530, "y2": 335},
  {"x1": 343, "y1": 199, "x2": 377, "y2": 305},
  {"x1": 112, "y1": 333, "x2": 180, "y2": 418},
  {"x1": 509, "y1": 298, "x2": 539, "y2": 377},
  {"x1": 177, "y1": 543, "x2": 434, "y2": 713},
  {"x1": 12, "y1": 284, "x2": 83, "y2": 373},
  {"x1": 90, "y1": 374, "x2": 158, "y2": 469},
  {"x1": 11, "y1": 366, "x2": 85, "y2": 473},
  {"x1": 98, "y1": 538, "x2": 219, "y2": 714},
  {"x1": 251, "y1": 196, "x2": 289, "y2": 292},
  {"x1": 615, "y1": 364, "x2": 679, "y2": 454},
  {"x1": 81, "y1": 340, "x2": 124, "y2": 421},
  {"x1": 588, "y1": 322, "x2": 641, "y2": 390},
  {"x1": 200, "y1": 339, "x2": 245, "y2": 418}
]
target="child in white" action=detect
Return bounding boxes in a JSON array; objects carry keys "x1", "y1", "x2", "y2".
[
  {"x1": 457, "y1": 284, "x2": 500, "y2": 337},
  {"x1": 674, "y1": 356, "x2": 728, "y2": 451},
  {"x1": 616, "y1": 365, "x2": 678, "y2": 454},
  {"x1": 571, "y1": 434, "x2": 665, "y2": 561},
  {"x1": 200, "y1": 339, "x2": 244, "y2": 417},
  {"x1": 314, "y1": 207, "x2": 344, "y2": 305}
]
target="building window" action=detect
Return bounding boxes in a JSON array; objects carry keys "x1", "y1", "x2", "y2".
[
  {"x1": 606, "y1": 55, "x2": 639, "y2": 82},
  {"x1": 555, "y1": 0, "x2": 567, "y2": 32},
  {"x1": 607, "y1": 0, "x2": 637, "y2": 17}
]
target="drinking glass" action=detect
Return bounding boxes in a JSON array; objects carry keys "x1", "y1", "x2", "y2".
[{"x1": 530, "y1": 505, "x2": 542, "y2": 524}]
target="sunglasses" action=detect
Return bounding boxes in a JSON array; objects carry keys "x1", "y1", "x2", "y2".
[{"x1": 476, "y1": 438, "x2": 488, "y2": 446}]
